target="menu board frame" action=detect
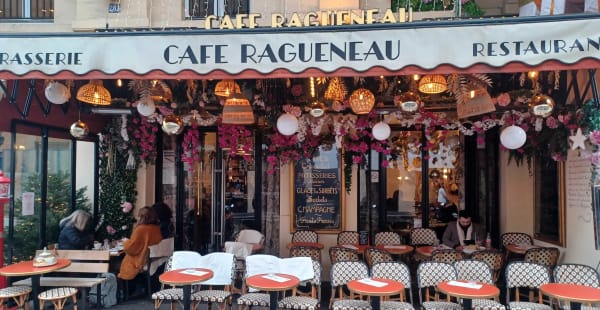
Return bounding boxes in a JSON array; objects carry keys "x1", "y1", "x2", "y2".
[{"x1": 290, "y1": 146, "x2": 344, "y2": 233}]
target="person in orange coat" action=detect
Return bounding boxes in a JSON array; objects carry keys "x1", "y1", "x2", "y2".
[{"x1": 118, "y1": 206, "x2": 163, "y2": 281}]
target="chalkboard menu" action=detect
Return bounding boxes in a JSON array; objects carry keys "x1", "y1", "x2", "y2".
[{"x1": 291, "y1": 146, "x2": 344, "y2": 233}]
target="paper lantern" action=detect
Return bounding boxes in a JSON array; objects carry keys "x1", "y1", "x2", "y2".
[
  {"x1": 70, "y1": 120, "x2": 89, "y2": 139},
  {"x1": 45, "y1": 82, "x2": 70, "y2": 105},
  {"x1": 136, "y1": 97, "x2": 156, "y2": 117},
  {"x1": 276, "y1": 113, "x2": 299, "y2": 136},
  {"x1": 500, "y1": 125, "x2": 527, "y2": 149},
  {"x1": 372, "y1": 121, "x2": 391, "y2": 141}
]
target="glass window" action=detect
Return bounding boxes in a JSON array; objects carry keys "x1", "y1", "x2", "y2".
[
  {"x1": 0, "y1": 0, "x2": 54, "y2": 19},
  {"x1": 186, "y1": 0, "x2": 249, "y2": 18}
]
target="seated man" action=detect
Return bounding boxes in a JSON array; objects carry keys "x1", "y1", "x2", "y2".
[{"x1": 442, "y1": 210, "x2": 485, "y2": 248}]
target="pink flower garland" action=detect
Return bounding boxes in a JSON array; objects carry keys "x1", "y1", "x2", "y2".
[
  {"x1": 218, "y1": 124, "x2": 253, "y2": 161},
  {"x1": 182, "y1": 123, "x2": 201, "y2": 173},
  {"x1": 129, "y1": 116, "x2": 158, "y2": 163}
]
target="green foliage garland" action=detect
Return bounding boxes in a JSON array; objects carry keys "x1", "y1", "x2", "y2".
[{"x1": 97, "y1": 117, "x2": 138, "y2": 241}]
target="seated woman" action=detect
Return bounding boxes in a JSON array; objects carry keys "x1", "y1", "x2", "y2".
[
  {"x1": 118, "y1": 206, "x2": 163, "y2": 296},
  {"x1": 58, "y1": 209, "x2": 93, "y2": 250}
]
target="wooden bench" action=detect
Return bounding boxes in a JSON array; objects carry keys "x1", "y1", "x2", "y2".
[{"x1": 14, "y1": 250, "x2": 110, "y2": 310}]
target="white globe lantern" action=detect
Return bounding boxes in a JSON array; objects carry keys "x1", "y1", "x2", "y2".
[
  {"x1": 44, "y1": 82, "x2": 70, "y2": 105},
  {"x1": 500, "y1": 125, "x2": 527, "y2": 149},
  {"x1": 276, "y1": 113, "x2": 299, "y2": 136},
  {"x1": 372, "y1": 121, "x2": 391, "y2": 141},
  {"x1": 136, "y1": 97, "x2": 156, "y2": 117}
]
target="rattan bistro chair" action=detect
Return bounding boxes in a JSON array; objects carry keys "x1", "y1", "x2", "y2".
[
  {"x1": 374, "y1": 232, "x2": 402, "y2": 246},
  {"x1": 292, "y1": 230, "x2": 319, "y2": 243},
  {"x1": 278, "y1": 260, "x2": 322, "y2": 310},
  {"x1": 372, "y1": 261, "x2": 414, "y2": 309},
  {"x1": 337, "y1": 231, "x2": 360, "y2": 245},
  {"x1": 504, "y1": 261, "x2": 552, "y2": 310},
  {"x1": 330, "y1": 261, "x2": 371, "y2": 310},
  {"x1": 416, "y1": 261, "x2": 461, "y2": 310},
  {"x1": 454, "y1": 259, "x2": 506, "y2": 310}
]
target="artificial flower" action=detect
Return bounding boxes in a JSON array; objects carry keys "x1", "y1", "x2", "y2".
[
  {"x1": 121, "y1": 201, "x2": 133, "y2": 213},
  {"x1": 106, "y1": 225, "x2": 117, "y2": 235}
]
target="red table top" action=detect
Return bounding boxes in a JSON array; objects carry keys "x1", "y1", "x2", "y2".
[
  {"x1": 348, "y1": 278, "x2": 404, "y2": 296},
  {"x1": 287, "y1": 242, "x2": 324, "y2": 249},
  {"x1": 0, "y1": 259, "x2": 71, "y2": 277},
  {"x1": 416, "y1": 246, "x2": 434, "y2": 256},
  {"x1": 339, "y1": 244, "x2": 370, "y2": 253},
  {"x1": 159, "y1": 268, "x2": 213, "y2": 286},
  {"x1": 540, "y1": 283, "x2": 600, "y2": 303},
  {"x1": 437, "y1": 281, "x2": 499, "y2": 299},
  {"x1": 505, "y1": 244, "x2": 538, "y2": 255},
  {"x1": 246, "y1": 273, "x2": 300, "y2": 292},
  {"x1": 375, "y1": 244, "x2": 414, "y2": 255}
]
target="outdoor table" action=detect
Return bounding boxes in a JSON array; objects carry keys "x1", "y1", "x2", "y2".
[
  {"x1": 339, "y1": 244, "x2": 370, "y2": 254},
  {"x1": 375, "y1": 244, "x2": 414, "y2": 256},
  {"x1": 286, "y1": 242, "x2": 324, "y2": 249},
  {"x1": 159, "y1": 268, "x2": 213, "y2": 310},
  {"x1": 504, "y1": 243, "x2": 538, "y2": 255},
  {"x1": 437, "y1": 280, "x2": 499, "y2": 310},
  {"x1": 0, "y1": 258, "x2": 71, "y2": 310},
  {"x1": 347, "y1": 278, "x2": 404, "y2": 310},
  {"x1": 540, "y1": 283, "x2": 600, "y2": 310},
  {"x1": 415, "y1": 245, "x2": 434, "y2": 257},
  {"x1": 245, "y1": 273, "x2": 300, "y2": 310}
]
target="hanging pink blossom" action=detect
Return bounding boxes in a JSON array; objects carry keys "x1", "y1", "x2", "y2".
[
  {"x1": 106, "y1": 225, "x2": 117, "y2": 235},
  {"x1": 545, "y1": 116, "x2": 559, "y2": 129},
  {"x1": 121, "y1": 202, "x2": 133, "y2": 213},
  {"x1": 589, "y1": 130, "x2": 600, "y2": 145}
]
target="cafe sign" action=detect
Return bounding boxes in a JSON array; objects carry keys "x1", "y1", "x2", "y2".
[{"x1": 0, "y1": 15, "x2": 599, "y2": 79}]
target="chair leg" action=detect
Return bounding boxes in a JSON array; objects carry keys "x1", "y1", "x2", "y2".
[
  {"x1": 72, "y1": 294, "x2": 78, "y2": 310},
  {"x1": 38, "y1": 300, "x2": 44, "y2": 310}
]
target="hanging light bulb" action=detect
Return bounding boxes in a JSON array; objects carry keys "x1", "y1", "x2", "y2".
[{"x1": 116, "y1": 79, "x2": 123, "y2": 87}]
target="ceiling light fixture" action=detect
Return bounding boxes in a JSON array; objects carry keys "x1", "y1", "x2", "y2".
[
  {"x1": 529, "y1": 93, "x2": 555, "y2": 118},
  {"x1": 76, "y1": 80, "x2": 112, "y2": 105},
  {"x1": 349, "y1": 88, "x2": 375, "y2": 115},
  {"x1": 214, "y1": 80, "x2": 241, "y2": 98},
  {"x1": 222, "y1": 91, "x2": 254, "y2": 124},
  {"x1": 418, "y1": 75, "x2": 448, "y2": 94},
  {"x1": 395, "y1": 90, "x2": 422, "y2": 113}
]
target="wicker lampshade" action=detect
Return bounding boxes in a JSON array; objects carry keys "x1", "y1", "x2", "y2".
[
  {"x1": 349, "y1": 88, "x2": 375, "y2": 115},
  {"x1": 418, "y1": 75, "x2": 448, "y2": 94},
  {"x1": 76, "y1": 80, "x2": 111, "y2": 105},
  {"x1": 222, "y1": 92, "x2": 254, "y2": 125},
  {"x1": 214, "y1": 80, "x2": 241, "y2": 98}
]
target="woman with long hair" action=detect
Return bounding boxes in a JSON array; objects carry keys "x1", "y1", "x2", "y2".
[
  {"x1": 118, "y1": 206, "x2": 162, "y2": 296},
  {"x1": 58, "y1": 209, "x2": 93, "y2": 250}
]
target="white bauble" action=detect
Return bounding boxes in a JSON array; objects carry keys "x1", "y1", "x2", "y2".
[
  {"x1": 372, "y1": 121, "x2": 391, "y2": 141},
  {"x1": 500, "y1": 125, "x2": 527, "y2": 149},
  {"x1": 136, "y1": 97, "x2": 156, "y2": 117},
  {"x1": 276, "y1": 113, "x2": 299, "y2": 136},
  {"x1": 45, "y1": 82, "x2": 70, "y2": 104}
]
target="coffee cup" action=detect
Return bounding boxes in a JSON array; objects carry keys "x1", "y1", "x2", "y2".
[{"x1": 93, "y1": 242, "x2": 101, "y2": 250}]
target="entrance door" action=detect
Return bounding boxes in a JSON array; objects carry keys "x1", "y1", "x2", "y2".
[{"x1": 176, "y1": 131, "x2": 257, "y2": 253}]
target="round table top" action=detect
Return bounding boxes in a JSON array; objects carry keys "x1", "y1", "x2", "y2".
[
  {"x1": 437, "y1": 281, "x2": 499, "y2": 299},
  {"x1": 159, "y1": 268, "x2": 213, "y2": 286},
  {"x1": 416, "y1": 246, "x2": 434, "y2": 256},
  {"x1": 375, "y1": 244, "x2": 414, "y2": 255},
  {"x1": 505, "y1": 243, "x2": 538, "y2": 254},
  {"x1": 0, "y1": 258, "x2": 71, "y2": 277},
  {"x1": 540, "y1": 283, "x2": 600, "y2": 303},
  {"x1": 246, "y1": 273, "x2": 300, "y2": 292},
  {"x1": 348, "y1": 278, "x2": 404, "y2": 296},
  {"x1": 338, "y1": 244, "x2": 370, "y2": 253},
  {"x1": 287, "y1": 242, "x2": 324, "y2": 249}
]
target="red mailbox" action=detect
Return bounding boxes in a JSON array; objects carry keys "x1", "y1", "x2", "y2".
[{"x1": 0, "y1": 170, "x2": 10, "y2": 288}]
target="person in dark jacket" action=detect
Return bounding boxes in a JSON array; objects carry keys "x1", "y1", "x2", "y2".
[
  {"x1": 153, "y1": 202, "x2": 173, "y2": 238},
  {"x1": 58, "y1": 209, "x2": 93, "y2": 250}
]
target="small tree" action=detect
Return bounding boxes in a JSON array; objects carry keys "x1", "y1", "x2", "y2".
[{"x1": 12, "y1": 171, "x2": 90, "y2": 261}]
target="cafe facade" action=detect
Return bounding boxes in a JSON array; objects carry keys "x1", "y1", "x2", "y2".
[{"x1": 0, "y1": 0, "x2": 600, "y2": 273}]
